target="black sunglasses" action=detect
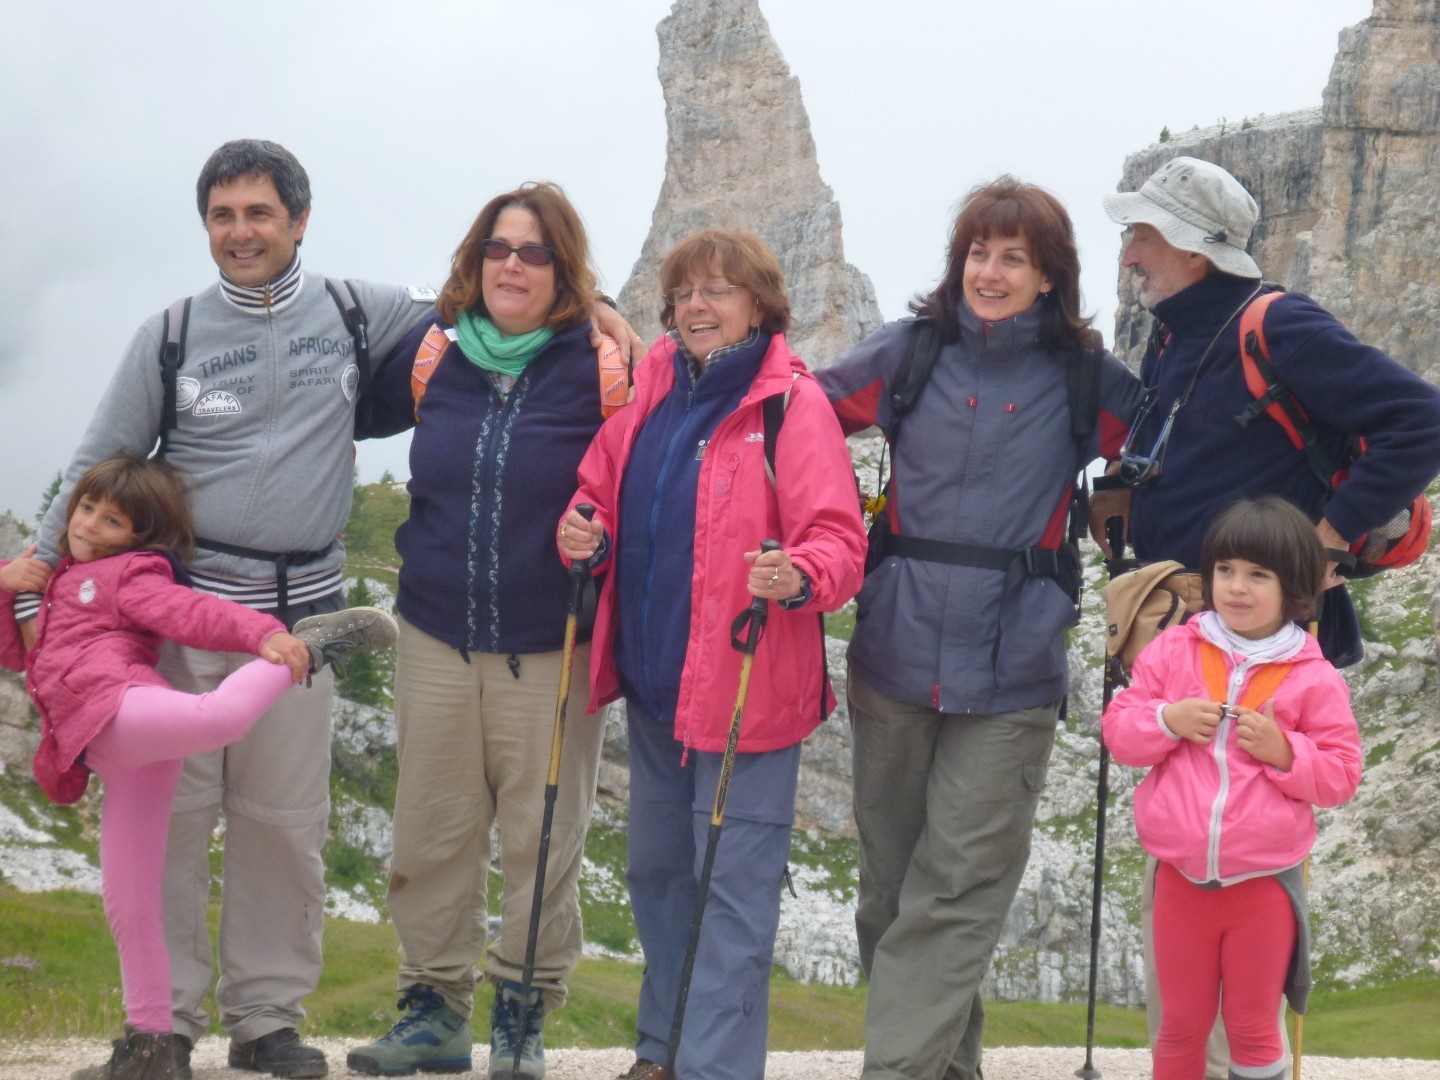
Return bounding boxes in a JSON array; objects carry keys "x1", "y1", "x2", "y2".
[{"x1": 480, "y1": 239, "x2": 555, "y2": 266}]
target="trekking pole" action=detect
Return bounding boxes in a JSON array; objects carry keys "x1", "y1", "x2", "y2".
[
  {"x1": 512, "y1": 503, "x2": 595, "y2": 1076},
  {"x1": 1293, "y1": 860, "x2": 1308, "y2": 1080},
  {"x1": 666, "y1": 538, "x2": 781, "y2": 1074},
  {"x1": 1292, "y1": 620, "x2": 1319, "y2": 1080},
  {"x1": 1076, "y1": 516, "x2": 1129, "y2": 1080}
]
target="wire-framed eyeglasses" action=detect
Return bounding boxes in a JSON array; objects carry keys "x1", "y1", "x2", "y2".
[{"x1": 664, "y1": 283, "x2": 745, "y2": 306}]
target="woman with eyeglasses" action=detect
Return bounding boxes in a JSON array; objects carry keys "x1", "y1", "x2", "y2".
[
  {"x1": 557, "y1": 228, "x2": 866, "y2": 1080},
  {"x1": 815, "y1": 177, "x2": 1143, "y2": 1080},
  {"x1": 350, "y1": 182, "x2": 642, "y2": 1080}
]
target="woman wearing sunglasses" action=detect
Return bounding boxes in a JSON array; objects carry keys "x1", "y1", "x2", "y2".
[
  {"x1": 816, "y1": 177, "x2": 1143, "y2": 1080},
  {"x1": 349, "y1": 182, "x2": 637, "y2": 1079},
  {"x1": 558, "y1": 228, "x2": 866, "y2": 1080}
]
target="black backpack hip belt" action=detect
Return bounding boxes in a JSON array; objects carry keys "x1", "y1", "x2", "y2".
[
  {"x1": 195, "y1": 535, "x2": 338, "y2": 620},
  {"x1": 887, "y1": 534, "x2": 1066, "y2": 578}
]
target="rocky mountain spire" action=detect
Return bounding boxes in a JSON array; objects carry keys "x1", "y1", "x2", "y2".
[{"x1": 616, "y1": 0, "x2": 882, "y2": 367}]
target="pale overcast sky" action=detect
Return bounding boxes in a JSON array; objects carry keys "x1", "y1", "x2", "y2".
[{"x1": 0, "y1": 0, "x2": 1371, "y2": 521}]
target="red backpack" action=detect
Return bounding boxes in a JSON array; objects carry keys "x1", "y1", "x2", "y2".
[{"x1": 1236, "y1": 290, "x2": 1431, "y2": 577}]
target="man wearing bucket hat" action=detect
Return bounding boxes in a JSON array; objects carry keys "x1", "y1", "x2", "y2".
[
  {"x1": 1102, "y1": 155, "x2": 1440, "y2": 665},
  {"x1": 1101, "y1": 156, "x2": 1440, "y2": 1079}
]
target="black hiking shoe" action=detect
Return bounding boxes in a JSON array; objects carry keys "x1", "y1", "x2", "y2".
[
  {"x1": 171, "y1": 1034, "x2": 192, "y2": 1080},
  {"x1": 227, "y1": 1027, "x2": 329, "y2": 1078},
  {"x1": 70, "y1": 1031, "x2": 180, "y2": 1080},
  {"x1": 292, "y1": 606, "x2": 397, "y2": 674}
]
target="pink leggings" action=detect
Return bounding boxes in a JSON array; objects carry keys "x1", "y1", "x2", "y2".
[
  {"x1": 83, "y1": 658, "x2": 296, "y2": 1034},
  {"x1": 1152, "y1": 860, "x2": 1296, "y2": 1080}
]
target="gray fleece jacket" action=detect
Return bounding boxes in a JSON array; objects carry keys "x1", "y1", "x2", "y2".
[{"x1": 34, "y1": 272, "x2": 432, "y2": 607}]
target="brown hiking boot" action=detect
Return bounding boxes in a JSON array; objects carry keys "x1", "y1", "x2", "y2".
[
  {"x1": 70, "y1": 1031, "x2": 180, "y2": 1080},
  {"x1": 616, "y1": 1061, "x2": 672, "y2": 1080}
]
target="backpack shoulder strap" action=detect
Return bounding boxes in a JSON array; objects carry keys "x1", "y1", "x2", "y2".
[
  {"x1": 1233, "y1": 288, "x2": 1333, "y2": 487},
  {"x1": 1064, "y1": 330, "x2": 1105, "y2": 543},
  {"x1": 762, "y1": 372, "x2": 799, "y2": 487},
  {"x1": 1240, "y1": 662, "x2": 1293, "y2": 712},
  {"x1": 325, "y1": 278, "x2": 371, "y2": 425},
  {"x1": 1067, "y1": 330, "x2": 1104, "y2": 445},
  {"x1": 1200, "y1": 640, "x2": 1293, "y2": 708},
  {"x1": 155, "y1": 296, "x2": 192, "y2": 457},
  {"x1": 596, "y1": 333, "x2": 631, "y2": 418},
  {"x1": 409, "y1": 323, "x2": 451, "y2": 422},
  {"x1": 889, "y1": 318, "x2": 941, "y2": 438}
]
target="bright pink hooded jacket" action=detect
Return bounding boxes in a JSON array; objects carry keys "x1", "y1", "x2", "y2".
[
  {"x1": 1102, "y1": 620, "x2": 1361, "y2": 884},
  {"x1": 0, "y1": 550, "x2": 285, "y2": 804},
  {"x1": 565, "y1": 332, "x2": 866, "y2": 754}
]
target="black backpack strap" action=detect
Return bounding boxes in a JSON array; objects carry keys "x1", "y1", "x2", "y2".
[
  {"x1": 889, "y1": 318, "x2": 941, "y2": 441},
  {"x1": 1065, "y1": 333, "x2": 1104, "y2": 543},
  {"x1": 154, "y1": 296, "x2": 192, "y2": 458},
  {"x1": 761, "y1": 375, "x2": 797, "y2": 487},
  {"x1": 325, "y1": 278, "x2": 371, "y2": 429}
]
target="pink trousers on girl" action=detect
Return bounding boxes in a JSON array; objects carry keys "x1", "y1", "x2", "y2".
[
  {"x1": 1152, "y1": 860, "x2": 1296, "y2": 1080},
  {"x1": 83, "y1": 658, "x2": 296, "y2": 1034}
]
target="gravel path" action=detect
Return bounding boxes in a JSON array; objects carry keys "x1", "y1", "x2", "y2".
[{"x1": 2, "y1": 1041, "x2": 1438, "y2": 1079}]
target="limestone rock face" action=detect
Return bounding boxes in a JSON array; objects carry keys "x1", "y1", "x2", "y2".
[
  {"x1": 1307, "y1": 0, "x2": 1440, "y2": 380},
  {"x1": 617, "y1": 0, "x2": 882, "y2": 368},
  {"x1": 1112, "y1": 0, "x2": 1440, "y2": 384}
]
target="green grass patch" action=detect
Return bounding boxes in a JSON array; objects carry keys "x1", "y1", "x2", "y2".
[
  {"x1": 1364, "y1": 738, "x2": 1396, "y2": 769},
  {"x1": 825, "y1": 600, "x2": 857, "y2": 643},
  {"x1": 3, "y1": 884, "x2": 1436, "y2": 1059}
]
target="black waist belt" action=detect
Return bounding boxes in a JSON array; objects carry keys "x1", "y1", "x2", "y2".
[
  {"x1": 196, "y1": 536, "x2": 336, "y2": 618},
  {"x1": 888, "y1": 535, "x2": 1061, "y2": 577}
]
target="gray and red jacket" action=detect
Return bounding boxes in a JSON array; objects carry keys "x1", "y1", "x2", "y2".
[{"x1": 817, "y1": 301, "x2": 1142, "y2": 714}]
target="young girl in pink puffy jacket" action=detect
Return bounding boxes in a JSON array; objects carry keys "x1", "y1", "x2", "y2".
[
  {"x1": 1102, "y1": 495, "x2": 1362, "y2": 1080},
  {"x1": 0, "y1": 454, "x2": 395, "y2": 1080}
]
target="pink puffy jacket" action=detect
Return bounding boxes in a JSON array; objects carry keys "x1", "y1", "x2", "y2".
[
  {"x1": 567, "y1": 332, "x2": 866, "y2": 754},
  {"x1": 1102, "y1": 621, "x2": 1361, "y2": 884},
  {"x1": 0, "y1": 551, "x2": 285, "y2": 803}
]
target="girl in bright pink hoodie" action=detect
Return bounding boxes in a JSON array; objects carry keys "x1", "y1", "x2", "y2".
[
  {"x1": 0, "y1": 455, "x2": 338, "y2": 1074},
  {"x1": 1103, "y1": 496, "x2": 1361, "y2": 1080}
]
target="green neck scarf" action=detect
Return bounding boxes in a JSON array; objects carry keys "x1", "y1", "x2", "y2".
[{"x1": 455, "y1": 310, "x2": 554, "y2": 377}]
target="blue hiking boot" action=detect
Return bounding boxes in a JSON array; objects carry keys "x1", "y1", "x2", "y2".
[
  {"x1": 346, "y1": 985, "x2": 472, "y2": 1076},
  {"x1": 488, "y1": 981, "x2": 544, "y2": 1080}
]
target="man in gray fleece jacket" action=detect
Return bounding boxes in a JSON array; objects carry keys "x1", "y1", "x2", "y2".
[{"x1": 24, "y1": 139, "x2": 436, "y2": 1079}]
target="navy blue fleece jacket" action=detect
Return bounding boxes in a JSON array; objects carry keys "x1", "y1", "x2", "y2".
[
  {"x1": 1130, "y1": 273, "x2": 1440, "y2": 570},
  {"x1": 361, "y1": 316, "x2": 604, "y2": 653}
]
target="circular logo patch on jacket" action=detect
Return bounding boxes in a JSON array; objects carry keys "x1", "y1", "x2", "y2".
[{"x1": 78, "y1": 578, "x2": 97, "y2": 604}]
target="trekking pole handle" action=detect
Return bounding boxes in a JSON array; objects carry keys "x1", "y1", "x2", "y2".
[
  {"x1": 751, "y1": 538, "x2": 782, "y2": 615},
  {"x1": 732, "y1": 539, "x2": 781, "y2": 654},
  {"x1": 562, "y1": 504, "x2": 597, "y2": 614},
  {"x1": 1105, "y1": 515, "x2": 1125, "y2": 561}
]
